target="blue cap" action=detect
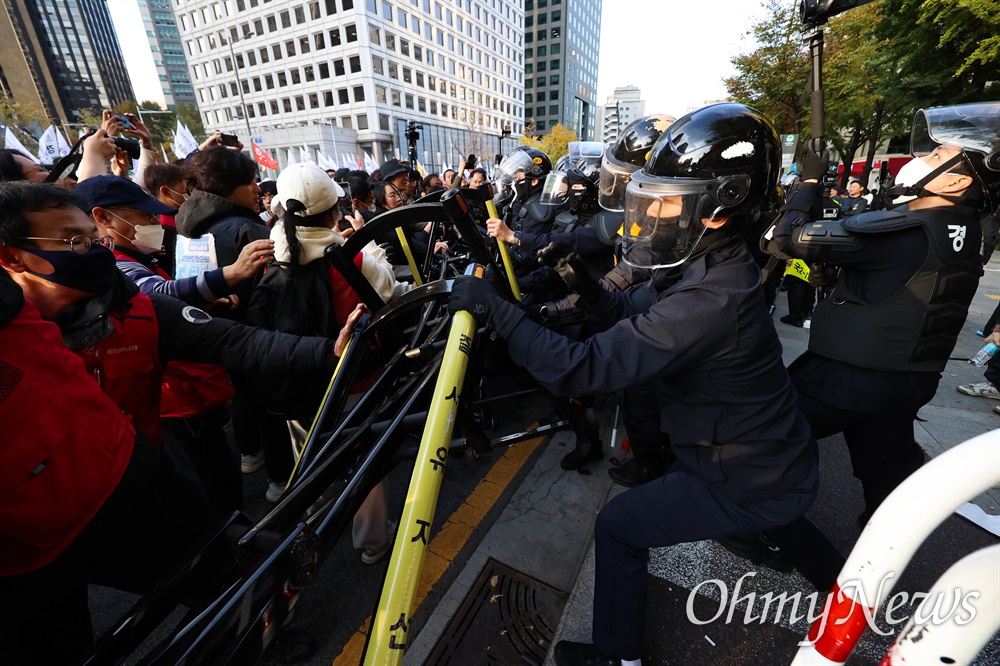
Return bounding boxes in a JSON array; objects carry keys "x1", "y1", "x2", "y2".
[{"x1": 74, "y1": 175, "x2": 177, "y2": 215}]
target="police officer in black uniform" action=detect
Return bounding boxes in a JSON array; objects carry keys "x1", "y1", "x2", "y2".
[
  {"x1": 450, "y1": 103, "x2": 841, "y2": 666},
  {"x1": 769, "y1": 102, "x2": 997, "y2": 526}
]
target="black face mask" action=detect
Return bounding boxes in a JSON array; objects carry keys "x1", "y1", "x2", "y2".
[{"x1": 18, "y1": 244, "x2": 117, "y2": 294}]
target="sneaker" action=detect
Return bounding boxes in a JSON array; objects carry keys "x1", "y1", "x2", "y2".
[
  {"x1": 241, "y1": 450, "x2": 266, "y2": 474},
  {"x1": 957, "y1": 382, "x2": 1000, "y2": 400},
  {"x1": 976, "y1": 329, "x2": 986, "y2": 338},
  {"x1": 266, "y1": 480, "x2": 285, "y2": 503},
  {"x1": 361, "y1": 522, "x2": 397, "y2": 565}
]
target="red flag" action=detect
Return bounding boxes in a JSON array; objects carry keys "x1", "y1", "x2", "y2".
[{"x1": 252, "y1": 142, "x2": 278, "y2": 170}]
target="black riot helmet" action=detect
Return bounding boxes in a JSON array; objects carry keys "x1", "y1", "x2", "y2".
[
  {"x1": 621, "y1": 103, "x2": 781, "y2": 269},
  {"x1": 599, "y1": 114, "x2": 676, "y2": 212}
]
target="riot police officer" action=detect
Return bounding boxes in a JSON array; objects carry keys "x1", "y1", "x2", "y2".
[
  {"x1": 450, "y1": 103, "x2": 841, "y2": 666},
  {"x1": 769, "y1": 102, "x2": 997, "y2": 526}
]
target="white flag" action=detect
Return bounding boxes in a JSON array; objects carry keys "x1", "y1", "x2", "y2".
[
  {"x1": 37, "y1": 125, "x2": 62, "y2": 165},
  {"x1": 5, "y1": 127, "x2": 40, "y2": 164},
  {"x1": 341, "y1": 152, "x2": 353, "y2": 170},
  {"x1": 364, "y1": 151, "x2": 378, "y2": 173},
  {"x1": 300, "y1": 146, "x2": 315, "y2": 164},
  {"x1": 173, "y1": 121, "x2": 200, "y2": 158}
]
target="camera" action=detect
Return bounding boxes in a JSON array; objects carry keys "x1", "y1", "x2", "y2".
[
  {"x1": 112, "y1": 137, "x2": 141, "y2": 160},
  {"x1": 219, "y1": 133, "x2": 240, "y2": 147},
  {"x1": 799, "y1": 0, "x2": 875, "y2": 25},
  {"x1": 113, "y1": 114, "x2": 135, "y2": 130},
  {"x1": 466, "y1": 154, "x2": 477, "y2": 169}
]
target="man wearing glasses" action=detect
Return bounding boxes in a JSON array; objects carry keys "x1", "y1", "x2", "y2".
[{"x1": 0, "y1": 180, "x2": 358, "y2": 661}]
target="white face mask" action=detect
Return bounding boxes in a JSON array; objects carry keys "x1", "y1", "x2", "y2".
[
  {"x1": 165, "y1": 187, "x2": 188, "y2": 208},
  {"x1": 108, "y1": 211, "x2": 165, "y2": 255},
  {"x1": 894, "y1": 157, "x2": 934, "y2": 189}
]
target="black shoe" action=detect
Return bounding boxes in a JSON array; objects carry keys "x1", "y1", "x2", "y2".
[
  {"x1": 608, "y1": 458, "x2": 664, "y2": 487},
  {"x1": 561, "y1": 435, "x2": 603, "y2": 470},
  {"x1": 780, "y1": 314, "x2": 804, "y2": 327},
  {"x1": 553, "y1": 641, "x2": 619, "y2": 666},
  {"x1": 716, "y1": 532, "x2": 794, "y2": 573}
]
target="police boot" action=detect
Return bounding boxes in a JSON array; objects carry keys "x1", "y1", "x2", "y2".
[
  {"x1": 560, "y1": 431, "x2": 603, "y2": 470},
  {"x1": 608, "y1": 457, "x2": 663, "y2": 487},
  {"x1": 608, "y1": 436, "x2": 674, "y2": 487},
  {"x1": 715, "y1": 531, "x2": 793, "y2": 573}
]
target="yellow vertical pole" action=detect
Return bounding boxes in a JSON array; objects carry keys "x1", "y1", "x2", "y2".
[
  {"x1": 363, "y1": 299, "x2": 478, "y2": 665},
  {"x1": 395, "y1": 227, "x2": 424, "y2": 287},
  {"x1": 484, "y1": 199, "x2": 522, "y2": 302}
]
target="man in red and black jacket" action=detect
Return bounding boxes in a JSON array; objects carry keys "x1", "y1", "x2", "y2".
[{"x1": 0, "y1": 182, "x2": 359, "y2": 661}]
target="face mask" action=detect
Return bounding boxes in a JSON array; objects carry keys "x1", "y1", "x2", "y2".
[
  {"x1": 19, "y1": 244, "x2": 117, "y2": 294},
  {"x1": 165, "y1": 187, "x2": 188, "y2": 208},
  {"x1": 894, "y1": 158, "x2": 934, "y2": 189},
  {"x1": 108, "y1": 211, "x2": 165, "y2": 254}
]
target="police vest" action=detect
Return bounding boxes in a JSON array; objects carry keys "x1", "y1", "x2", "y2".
[
  {"x1": 809, "y1": 208, "x2": 982, "y2": 373},
  {"x1": 74, "y1": 292, "x2": 164, "y2": 443},
  {"x1": 114, "y1": 251, "x2": 235, "y2": 419},
  {"x1": 0, "y1": 297, "x2": 134, "y2": 574}
]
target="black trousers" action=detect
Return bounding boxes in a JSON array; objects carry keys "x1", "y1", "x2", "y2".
[
  {"x1": 0, "y1": 435, "x2": 218, "y2": 665},
  {"x1": 163, "y1": 408, "x2": 243, "y2": 513},
  {"x1": 229, "y1": 390, "x2": 295, "y2": 483},
  {"x1": 796, "y1": 391, "x2": 925, "y2": 517},
  {"x1": 592, "y1": 468, "x2": 820, "y2": 660},
  {"x1": 786, "y1": 278, "x2": 816, "y2": 320}
]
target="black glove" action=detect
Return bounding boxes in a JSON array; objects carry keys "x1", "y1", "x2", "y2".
[
  {"x1": 799, "y1": 149, "x2": 829, "y2": 182},
  {"x1": 448, "y1": 276, "x2": 525, "y2": 337},
  {"x1": 378, "y1": 242, "x2": 401, "y2": 266},
  {"x1": 537, "y1": 242, "x2": 601, "y2": 299},
  {"x1": 807, "y1": 263, "x2": 839, "y2": 290}
]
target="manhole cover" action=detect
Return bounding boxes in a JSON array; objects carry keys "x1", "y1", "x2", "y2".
[{"x1": 423, "y1": 558, "x2": 568, "y2": 665}]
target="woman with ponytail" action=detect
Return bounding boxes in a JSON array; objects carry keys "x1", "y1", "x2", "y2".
[{"x1": 246, "y1": 163, "x2": 402, "y2": 562}]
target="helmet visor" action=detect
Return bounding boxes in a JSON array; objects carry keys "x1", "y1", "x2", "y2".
[
  {"x1": 621, "y1": 174, "x2": 723, "y2": 269},
  {"x1": 494, "y1": 174, "x2": 515, "y2": 202},
  {"x1": 567, "y1": 141, "x2": 605, "y2": 163},
  {"x1": 539, "y1": 170, "x2": 571, "y2": 205},
  {"x1": 599, "y1": 154, "x2": 638, "y2": 212},
  {"x1": 497, "y1": 151, "x2": 538, "y2": 179},
  {"x1": 912, "y1": 103, "x2": 1000, "y2": 169}
]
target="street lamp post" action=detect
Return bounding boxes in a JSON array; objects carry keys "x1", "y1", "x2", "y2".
[
  {"x1": 496, "y1": 125, "x2": 511, "y2": 165},
  {"x1": 224, "y1": 32, "x2": 255, "y2": 142}
]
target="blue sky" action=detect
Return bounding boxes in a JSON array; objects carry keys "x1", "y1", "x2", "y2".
[{"x1": 109, "y1": 0, "x2": 767, "y2": 117}]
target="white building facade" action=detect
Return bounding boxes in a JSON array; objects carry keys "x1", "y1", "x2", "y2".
[
  {"x1": 173, "y1": 0, "x2": 525, "y2": 173},
  {"x1": 600, "y1": 84, "x2": 644, "y2": 143}
]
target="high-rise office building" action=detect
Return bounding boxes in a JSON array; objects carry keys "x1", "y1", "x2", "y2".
[
  {"x1": 522, "y1": 0, "x2": 600, "y2": 140},
  {"x1": 599, "y1": 84, "x2": 644, "y2": 143},
  {"x1": 175, "y1": 0, "x2": 526, "y2": 173},
  {"x1": 136, "y1": 0, "x2": 196, "y2": 109},
  {"x1": 0, "y1": 0, "x2": 134, "y2": 122}
]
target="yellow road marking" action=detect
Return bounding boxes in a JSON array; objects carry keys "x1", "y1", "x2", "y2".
[{"x1": 332, "y1": 430, "x2": 545, "y2": 665}]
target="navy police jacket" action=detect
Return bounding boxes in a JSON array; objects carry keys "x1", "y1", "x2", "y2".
[{"x1": 505, "y1": 238, "x2": 816, "y2": 501}]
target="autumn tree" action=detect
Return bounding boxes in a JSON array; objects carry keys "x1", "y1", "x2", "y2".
[{"x1": 520, "y1": 120, "x2": 578, "y2": 163}]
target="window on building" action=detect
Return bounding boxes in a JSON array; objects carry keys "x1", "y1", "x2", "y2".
[
  {"x1": 397, "y1": 8, "x2": 406, "y2": 27},
  {"x1": 346, "y1": 24, "x2": 357, "y2": 41},
  {"x1": 286, "y1": 40, "x2": 296, "y2": 56},
  {"x1": 283, "y1": 98, "x2": 293, "y2": 112},
  {"x1": 537, "y1": 120, "x2": 546, "y2": 130},
  {"x1": 356, "y1": 114, "x2": 369, "y2": 130},
  {"x1": 341, "y1": 116, "x2": 352, "y2": 128},
  {"x1": 402, "y1": 67, "x2": 411, "y2": 83},
  {"x1": 537, "y1": 29, "x2": 546, "y2": 41},
  {"x1": 372, "y1": 57, "x2": 384, "y2": 74},
  {"x1": 388, "y1": 62, "x2": 398, "y2": 78},
  {"x1": 265, "y1": 73, "x2": 274, "y2": 88},
  {"x1": 401, "y1": 39, "x2": 410, "y2": 56},
  {"x1": 537, "y1": 61, "x2": 546, "y2": 72},
  {"x1": 280, "y1": 10, "x2": 290, "y2": 27},
  {"x1": 354, "y1": 86, "x2": 365, "y2": 102},
  {"x1": 330, "y1": 28, "x2": 341, "y2": 45},
  {"x1": 259, "y1": 47, "x2": 269, "y2": 63},
  {"x1": 309, "y1": 92, "x2": 319, "y2": 108},
  {"x1": 325, "y1": 90, "x2": 335, "y2": 106},
  {"x1": 271, "y1": 100, "x2": 280, "y2": 114},
  {"x1": 550, "y1": 43, "x2": 560, "y2": 54},
  {"x1": 338, "y1": 88, "x2": 350, "y2": 104},
  {"x1": 415, "y1": 72, "x2": 424, "y2": 87},
  {"x1": 309, "y1": 1, "x2": 321, "y2": 19},
  {"x1": 550, "y1": 59, "x2": 560, "y2": 69},
  {"x1": 290, "y1": 69, "x2": 301, "y2": 84},
  {"x1": 304, "y1": 65, "x2": 315, "y2": 81},
  {"x1": 537, "y1": 77, "x2": 546, "y2": 87},
  {"x1": 376, "y1": 86, "x2": 387, "y2": 102},
  {"x1": 537, "y1": 45, "x2": 547, "y2": 56},
  {"x1": 369, "y1": 25, "x2": 380, "y2": 44},
  {"x1": 300, "y1": 36, "x2": 310, "y2": 53},
  {"x1": 296, "y1": 96, "x2": 306, "y2": 110},
  {"x1": 526, "y1": 64, "x2": 533, "y2": 74},
  {"x1": 550, "y1": 74, "x2": 559, "y2": 85},
  {"x1": 334, "y1": 59, "x2": 345, "y2": 75},
  {"x1": 294, "y1": 6, "x2": 305, "y2": 23},
  {"x1": 536, "y1": 91, "x2": 545, "y2": 101},
  {"x1": 380, "y1": 113, "x2": 390, "y2": 130},
  {"x1": 405, "y1": 93, "x2": 414, "y2": 109},
  {"x1": 329, "y1": 0, "x2": 339, "y2": 14},
  {"x1": 525, "y1": 93, "x2": 533, "y2": 103},
  {"x1": 430, "y1": 100, "x2": 437, "y2": 114},
  {"x1": 277, "y1": 71, "x2": 288, "y2": 86},
  {"x1": 319, "y1": 62, "x2": 330, "y2": 77},
  {"x1": 391, "y1": 90, "x2": 401, "y2": 106},
  {"x1": 350, "y1": 56, "x2": 361, "y2": 72},
  {"x1": 386, "y1": 33, "x2": 396, "y2": 50},
  {"x1": 414, "y1": 44, "x2": 423, "y2": 60}
]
